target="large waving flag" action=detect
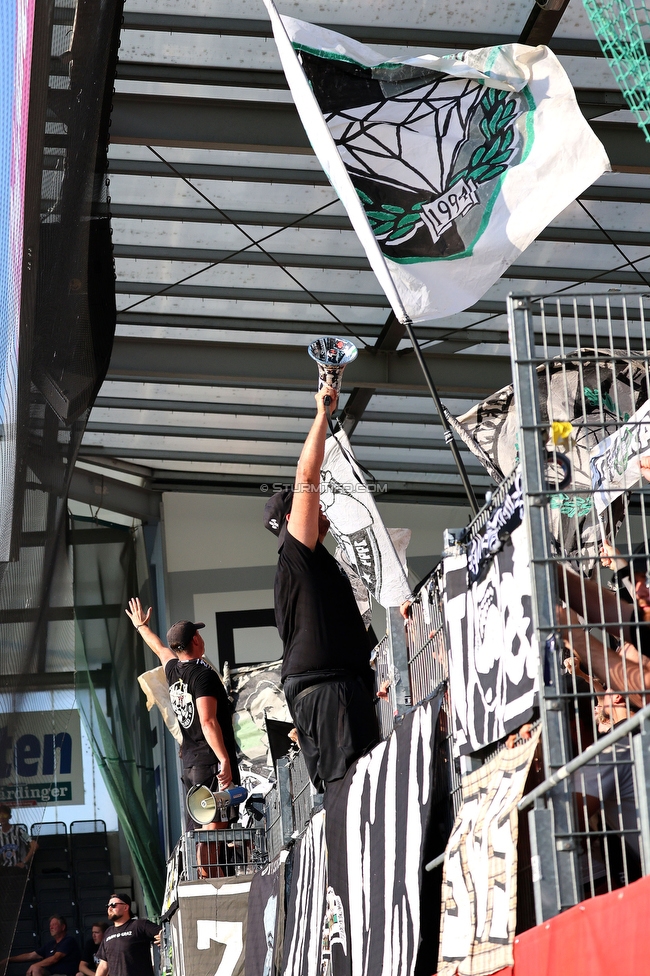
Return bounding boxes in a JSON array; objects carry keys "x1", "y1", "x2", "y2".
[{"x1": 264, "y1": 2, "x2": 609, "y2": 322}]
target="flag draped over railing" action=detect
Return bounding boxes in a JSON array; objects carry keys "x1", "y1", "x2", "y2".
[{"x1": 264, "y1": 1, "x2": 609, "y2": 322}]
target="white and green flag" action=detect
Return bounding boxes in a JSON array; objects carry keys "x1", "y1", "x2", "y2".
[{"x1": 264, "y1": 2, "x2": 610, "y2": 322}]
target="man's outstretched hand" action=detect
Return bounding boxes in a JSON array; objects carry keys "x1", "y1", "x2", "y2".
[{"x1": 125, "y1": 596, "x2": 152, "y2": 630}]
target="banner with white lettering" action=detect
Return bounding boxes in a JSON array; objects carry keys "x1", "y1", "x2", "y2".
[
  {"x1": 174, "y1": 877, "x2": 252, "y2": 976},
  {"x1": 443, "y1": 475, "x2": 539, "y2": 756},
  {"x1": 0, "y1": 709, "x2": 84, "y2": 806}
]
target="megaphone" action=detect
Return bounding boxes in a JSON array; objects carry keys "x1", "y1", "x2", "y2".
[
  {"x1": 186, "y1": 784, "x2": 248, "y2": 826},
  {"x1": 308, "y1": 337, "x2": 358, "y2": 403}
]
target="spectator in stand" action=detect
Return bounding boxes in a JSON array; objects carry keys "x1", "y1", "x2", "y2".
[
  {"x1": 77, "y1": 924, "x2": 108, "y2": 976},
  {"x1": 0, "y1": 804, "x2": 37, "y2": 869},
  {"x1": 5, "y1": 915, "x2": 80, "y2": 975},
  {"x1": 557, "y1": 542, "x2": 650, "y2": 709},
  {"x1": 95, "y1": 894, "x2": 160, "y2": 976},
  {"x1": 264, "y1": 385, "x2": 380, "y2": 793}
]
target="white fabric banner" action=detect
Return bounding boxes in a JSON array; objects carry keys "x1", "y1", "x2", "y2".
[
  {"x1": 264, "y1": 1, "x2": 609, "y2": 322},
  {"x1": 590, "y1": 399, "x2": 650, "y2": 514},
  {"x1": 320, "y1": 430, "x2": 412, "y2": 609},
  {"x1": 438, "y1": 731, "x2": 540, "y2": 976}
]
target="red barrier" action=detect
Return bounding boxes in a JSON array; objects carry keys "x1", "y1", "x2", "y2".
[{"x1": 485, "y1": 875, "x2": 649, "y2": 976}]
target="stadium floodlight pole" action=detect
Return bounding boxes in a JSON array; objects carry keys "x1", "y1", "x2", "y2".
[{"x1": 402, "y1": 316, "x2": 479, "y2": 516}]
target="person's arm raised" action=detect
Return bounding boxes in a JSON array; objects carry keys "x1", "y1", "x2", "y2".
[
  {"x1": 125, "y1": 597, "x2": 176, "y2": 666},
  {"x1": 287, "y1": 386, "x2": 337, "y2": 551}
]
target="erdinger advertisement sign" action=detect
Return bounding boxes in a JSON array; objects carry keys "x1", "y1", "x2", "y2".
[{"x1": 0, "y1": 710, "x2": 84, "y2": 806}]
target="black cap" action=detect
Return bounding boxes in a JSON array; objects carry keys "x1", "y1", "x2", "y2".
[
  {"x1": 166, "y1": 620, "x2": 205, "y2": 650},
  {"x1": 263, "y1": 488, "x2": 293, "y2": 549},
  {"x1": 110, "y1": 894, "x2": 132, "y2": 907}
]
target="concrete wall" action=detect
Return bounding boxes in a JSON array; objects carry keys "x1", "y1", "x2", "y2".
[{"x1": 162, "y1": 491, "x2": 471, "y2": 664}]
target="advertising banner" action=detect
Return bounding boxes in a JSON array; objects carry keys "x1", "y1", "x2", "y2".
[{"x1": 0, "y1": 709, "x2": 84, "y2": 806}]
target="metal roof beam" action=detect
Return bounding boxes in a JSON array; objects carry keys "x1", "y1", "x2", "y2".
[
  {"x1": 113, "y1": 225, "x2": 650, "y2": 267},
  {"x1": 115, "y1": 280, "x2": 389, "y2": 307},
  {"x1": 85, "y1": 420, "x2": 462, "y2": 453},
  {"x1": 93, "y1": 396, "x2": 447, "y2": 425},
  {"x1": 114, "y1": 258, "x2": 650, "y2": 310},
  {"x1": 110, "y1": 93, "x2": 311, "y2": 152},
  {"x1": 109, "y1": 93, "x2": 650, "y2": 169},
  {"x1": 145, "y1": 470, "x2": 480, "y2": 504},
  {"x1": 108, "y1": 158, "x2": 328, "y2": 186},
  {"x1": 518, "y1": 0, "x2": 572, "y2": 46},
  {"x1": 69, "y1": 467, "x2": 161, "y2": 521},
  {"x1": 78, "y1": 444, "x2": 487, "y2": 476},
  {"x1": 110, "y1": 203, "x2": 350, "y2": 231},
  {"x1": 113, "y1": 244, "x2": 371, "y2": 272},
  {"x1": 119, "y1": 11, "x2": 610, "y2": 57},
  {"x1": 115, "y1": 312, "x2": 386, "y2": 339},
  {"x1": 106, "y1": 337, "x2": 512, "y2": 396}
]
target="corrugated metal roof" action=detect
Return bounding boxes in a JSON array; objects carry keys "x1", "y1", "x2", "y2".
[{"x1": 79, "y1": 0, "x2": 650, "y2": 506}]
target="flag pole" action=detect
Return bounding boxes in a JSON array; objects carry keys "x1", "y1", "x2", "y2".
[{"x1": 402, "y1": 317, "x2": 479, "y2": 516}]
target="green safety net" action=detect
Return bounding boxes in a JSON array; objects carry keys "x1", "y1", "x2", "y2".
[
  {"x1": 582, "y1": 0, "x2": 650, "y2": 141},
  {"x1": 73, "y1": 517, "x2": 165, "y2": 918}
]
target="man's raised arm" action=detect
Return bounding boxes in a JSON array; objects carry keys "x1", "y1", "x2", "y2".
[
  {"x1": 287, "y1": 385, "x2": 337, "y2": 551},
  {"x1": 125, "y1": 597, "x2": 176, "y2": 666}
]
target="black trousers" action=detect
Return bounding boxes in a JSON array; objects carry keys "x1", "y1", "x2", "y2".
[{"x1": 284, "y1": 674, "x2": 379, "y2": 792}]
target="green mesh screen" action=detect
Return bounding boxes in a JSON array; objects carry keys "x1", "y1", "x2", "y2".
[
  {"x1": 582, "y1": 0, "x2": 650, "y2": 140},
  {"x1": 73, "y1": 516, "x2": 166, "y2": 919}
]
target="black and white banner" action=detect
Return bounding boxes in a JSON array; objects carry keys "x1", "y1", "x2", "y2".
[
  {"x1": 281, "y1": 810, "x2": 327, "y2": 976},
  {"x1": 454, "y1": 354, "x2": 650, "y2": 567},
  {"x1": 246, "y1": 851, "x2": 289, "y2": 976},
  {"x1": 443, "y1": 482, "x2": 538, "y2": 756},
  {"x1": 170, "y1": 877, "x2": 252, "y2": 976},
  {"x1": 321, "y1": 429, "x2": 412, "y2": 609},
  {"x1": 323, "y1": 695, "x2": 441, "y2": 976},
  {"x1": 438, "y1": 730, "x2": 540, "y2": 976}
]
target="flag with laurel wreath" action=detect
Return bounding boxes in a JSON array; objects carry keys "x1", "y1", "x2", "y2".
[{"x1": 264, "y1": 3, "x2": 609, "y2": 322}]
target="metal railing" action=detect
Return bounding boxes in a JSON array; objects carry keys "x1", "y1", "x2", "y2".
[
  {"x1": 179, "y1": 826, "x2": 267, "y2": 880},
  {"x1": 508, "y1": 293, "x2": 650, "y2": 921},
  {"x1": 265, "y1": 748, "x2": 323, "y2": 862}
]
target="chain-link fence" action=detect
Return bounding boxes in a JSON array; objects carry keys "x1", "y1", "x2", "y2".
[{"x1": 509, "y1": 293, "x2": 650, "y2": 921}]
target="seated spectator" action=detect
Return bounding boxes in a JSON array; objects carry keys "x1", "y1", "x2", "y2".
[
  {"x1": 0, "y1": 804, "x2": 37, "y2": 869},
  {"x1": 6, "y1": 915, "x2": 80, "y2": 976},
  {"x1": 77, "y1": 924, "x2": 107, "y2": 976}
]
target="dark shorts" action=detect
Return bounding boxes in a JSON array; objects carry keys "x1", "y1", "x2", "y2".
[
  {"x1": 284, "y1": 674, "x2": 379, "y2": 792},
  {"x1": 182, "y1": 764, "x2": 239, "y2": 829}
]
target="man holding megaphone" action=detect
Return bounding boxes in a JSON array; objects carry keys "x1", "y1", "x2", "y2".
[
  {"x1": 264, "y1": 384, "x2": 380, "y2": 792},
  {"x1": 125, "y1": 599, "x2": 241, "y2": 842}
]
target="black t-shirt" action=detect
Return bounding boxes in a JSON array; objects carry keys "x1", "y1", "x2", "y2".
[
  {"x1": 36, "y1": 935, "x2": 80, "y2": 975},
  {"x1": 81, "y1": 937, "x2": 102, "y2": 971},
  {"x1": 165, "y1": 657, "x2": 239, "y2": 770},
  {"x1": 274, "y1": 532, "x2": 373, "y2": 683},
  {"x1": 96, "y1": 919, "x2": 160, "y2": 976}
]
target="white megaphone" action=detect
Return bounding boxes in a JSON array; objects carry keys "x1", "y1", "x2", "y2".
[
  {"x1": 186, "y1": 784, "x2": 248, "y2": 826},
  {"x1": 308, "y1": 337, "x2": 358, "y2": 404}
]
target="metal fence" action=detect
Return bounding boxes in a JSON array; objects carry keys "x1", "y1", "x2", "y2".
[
  {"x1": 265, "y1": 748, "x2": 323, "y2": 862},
  {"x1": 509, "y1": 293, "x2": 650, "y2": 921},
  {"x1": 179, "y1": 826, "x2": 267, "y2": 880}
]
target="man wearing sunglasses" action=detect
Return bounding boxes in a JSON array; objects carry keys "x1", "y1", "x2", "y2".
[{"x1": 94, "y1": 895, "x2": 160, "y2": 976}]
